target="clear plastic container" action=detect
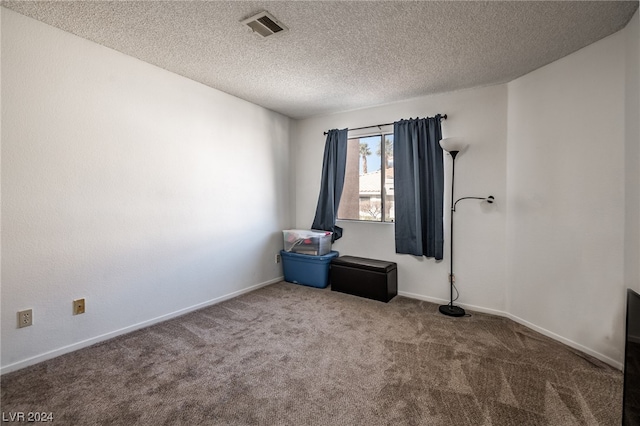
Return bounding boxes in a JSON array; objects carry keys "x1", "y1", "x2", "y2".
[{"x1": 282, "y1": 229, "x2": 333, "y2": 256}]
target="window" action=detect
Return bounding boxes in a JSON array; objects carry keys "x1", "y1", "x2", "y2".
[{"x1": 338, "y1": 133, "x2": 394, "y2": 222}]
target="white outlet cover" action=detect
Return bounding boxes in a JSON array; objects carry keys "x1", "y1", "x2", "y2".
[{"x1": 18, "y1": 309, "x2": 33, "y2": 328}]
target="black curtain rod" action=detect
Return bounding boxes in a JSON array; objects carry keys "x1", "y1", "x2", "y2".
[{"x1": 323, "y1": 114, "x2": 447, "y2": 135}]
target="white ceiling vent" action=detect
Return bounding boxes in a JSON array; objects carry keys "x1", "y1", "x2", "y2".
[{"x1": 241, "y1": 11, "x2": 288, "y2": 38}]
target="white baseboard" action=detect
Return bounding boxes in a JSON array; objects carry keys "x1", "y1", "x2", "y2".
[
  {"x1": 504, "y1": 313, "x2": 622, "y2": 370},
  {"x1": 398, "y1": 290, "x2": 622, "y2": 370},
  {"x1": 0, "y1": 277, "x2": 282, "y2": 375},
  {"x1": 4, "y1": 280, "x2": 621, "y2": 374}
]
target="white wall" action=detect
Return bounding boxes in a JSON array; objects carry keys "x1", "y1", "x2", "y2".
[
  {"x1": 625, "y1": 10, "x2": 640, "y2": 295},
  {"x1": 293, "y1": 85, "x2": 508, "y2": 313},
  {"x1": 506, "y1": 29, "x2": 628, "y2": 365},
  {"x1": 1, "y1": 9, "x2": 291, "y2": 373}
]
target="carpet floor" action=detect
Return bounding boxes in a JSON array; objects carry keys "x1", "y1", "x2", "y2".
[{"x1": 1, "y1": 281, "x2": 623, "y2": 425}]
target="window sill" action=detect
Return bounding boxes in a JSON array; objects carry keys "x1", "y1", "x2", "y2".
[{"x1": 336, "y1": 219, "x2": 395, "y2": 225}]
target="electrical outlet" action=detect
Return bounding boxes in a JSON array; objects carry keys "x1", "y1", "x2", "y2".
[
  {"x1": 275, "y1": 253, "x2": 281, "y2": 264},
  {"x1": 73, "y1": 298, "x2": 85, "y2": 315},
  {"x1": 18, "y1": 309, "x2": 33, "y2": 328}
]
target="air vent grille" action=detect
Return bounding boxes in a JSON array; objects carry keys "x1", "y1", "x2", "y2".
[
  {"x1": 257, "y1": 16, "x2": 284, "y2": 33},
  {"x1": 241, "y1": 11, "x2": 288, "y2": 38}
]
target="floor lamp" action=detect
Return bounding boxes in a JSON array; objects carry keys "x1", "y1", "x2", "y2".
[{"x1": 438, "y1": 138, "x2": 494, "y2": 317}]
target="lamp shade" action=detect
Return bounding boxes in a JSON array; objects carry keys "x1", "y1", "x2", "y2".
[{"x1": 439, "y1": 138, "x2": 468, "y2": 154}]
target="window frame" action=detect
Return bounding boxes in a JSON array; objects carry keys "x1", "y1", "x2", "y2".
[{"x1": 337, "y1": 130, "x2": 395, "y2": 223}]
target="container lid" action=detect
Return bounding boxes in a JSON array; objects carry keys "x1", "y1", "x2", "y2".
[
  {"x1": 283, "y1": 229, "x2": 332, "y2": 236},
  {"x1": 331, "y1": 256, "x2": 397, "y2": 272},
  {"x1": 281, "y1": 250, "x2": 339, "y2": 260}
]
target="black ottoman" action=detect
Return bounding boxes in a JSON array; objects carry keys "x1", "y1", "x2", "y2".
[{"x1": 330, "y1": 256, "x2": 397, "y2": 302}]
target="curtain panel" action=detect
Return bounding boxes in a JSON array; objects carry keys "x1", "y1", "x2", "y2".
[
  {"x1": 393, "y1": 116, "x2": 444, "y2": 259},
  {"x1": 311, "y1": 128, "x2": 348, "y2": 242}
]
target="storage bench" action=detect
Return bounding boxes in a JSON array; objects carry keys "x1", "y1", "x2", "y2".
[{"x1": 330, "y1": 256, "x2": 397, "y2": 302}]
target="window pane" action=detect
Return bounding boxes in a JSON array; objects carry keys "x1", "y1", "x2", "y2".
[
  {"x1": 359, "y1": 136, "x2": 382, "y2": 221},
  {"x1": 337, "y1": 135, "x2": 383, "y2": 221},
  {"x1": 383, "y1": 134, "x2": 394, "y2": 222},
  {"x1": 336, "y1": 134, "x2": 394, "y2": 222},
  {"x1": 337, "y1": 137, "x2": 360, "y2": 220}
]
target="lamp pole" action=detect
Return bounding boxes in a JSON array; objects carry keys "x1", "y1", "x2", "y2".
[
  {"x1": 438, "y1": 138, "x2": 494, "y2": 318},
  {"x1": 439, "y1": 150, "x2": 466, "y2": 317}
]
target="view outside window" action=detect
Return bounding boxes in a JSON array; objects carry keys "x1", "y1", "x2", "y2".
[{"x1": 338, "y1": 134, "x2": 394, "y2": 222}]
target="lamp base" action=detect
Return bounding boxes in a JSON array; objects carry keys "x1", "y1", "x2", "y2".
[{"x1": 439, "y1": 304, "x2": 466, "y2": 317}]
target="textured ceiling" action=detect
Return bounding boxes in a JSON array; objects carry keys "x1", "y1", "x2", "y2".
[{"x1": 2, "y1": 1, "x2": 638, "y2": 119}]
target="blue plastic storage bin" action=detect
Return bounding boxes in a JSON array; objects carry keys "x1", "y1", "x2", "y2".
[{"x1": 281, "y1": 250, "x2": 339, "y2": 288}]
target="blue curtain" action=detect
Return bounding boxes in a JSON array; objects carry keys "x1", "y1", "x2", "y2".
[
  {"x1": 311, "y1": 128, "x2": 348, "y2": 242},
  {"x1": 393, "y1": 116, "x2": 444, "y2": 259}
]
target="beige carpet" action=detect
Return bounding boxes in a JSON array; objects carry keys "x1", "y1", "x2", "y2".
[{"x1": 1, "y1": 282, "x2": 622, "y2": 425}]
